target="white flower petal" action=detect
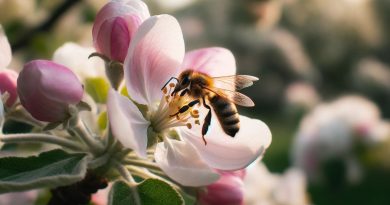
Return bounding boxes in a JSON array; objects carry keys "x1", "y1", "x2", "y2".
[
  {"x1": 154, "y1": 139, "x2": 220, "y2": 186},
  {"x1": 52, "y1": 42, "x2": 105, "y2": 81},
  {"x1": 182, "y1": 47, "x2": 236, "y2": 76},
  {"x1": 124, "y1": 15, "x2": 184, "y2": 105},
  {"x1": 181, "y1": 115, "x2": 272, "y2": 170},
  {"x1": 107, "y1": 89, "x2": 150, "y2": 158},
  {"x1": 0, "y1": 25, "x2": 12, "y2": 69}
]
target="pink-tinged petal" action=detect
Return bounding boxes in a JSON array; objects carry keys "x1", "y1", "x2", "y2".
[
  {"x1": 181, "y1": 115, "x2": 272, "y2": 170},
  {"x1": 198, "y1": 173, "x2": 244, "y2": 205},
  {"x1": 109, "y1": 16, "x2": 132, "y2": 62},
  {"x1": 95, "y1": 15, "x2": 142, "y2": 62},
  {"x1": 92, "y1": 0, "x2": 150, "y2": 47},
  {"x1": 182, "y1": 47, "x2": 236, "y2": 77},
  {"x1": 107, "y1": 89, "x2": 150, "y2": 158},
  {"x1": 154, "y1": 139, "x2": 220, "y2": 186},
  {"x1": 125, "y1": 15, "x2": 185, "y2": 105},
  {"x1": 0, "y1": 69, "x2": 18, "y2": 106},
  {"x1": 0, "y1": 25, "x2": 12, "y2": 69},
  {"x1": 217, "y1": 169, "x2": 246, "y2": 180}
]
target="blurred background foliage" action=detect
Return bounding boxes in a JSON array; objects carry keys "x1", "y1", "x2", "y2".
[{"x1": 1, "y1": 0, "x2": 390, "y2": 204}]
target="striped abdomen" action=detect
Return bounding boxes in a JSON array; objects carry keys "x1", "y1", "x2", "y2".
[{"x1": 209, "y1": 95, "x2": 240, "y2": 137}]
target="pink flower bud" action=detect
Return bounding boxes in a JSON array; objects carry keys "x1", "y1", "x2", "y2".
[
  {"x1": 92, "y1": 0, "x2": 150, "y2": 62},
  {"x1": 198, "y1": 171, "x2": 245, "y2": 205},
  {"x1": 0, "y1": 69, "x2": 18, "y2": 106},
  {"x1": 17, "y1": 60, "x2": 83, "y2": 122}
]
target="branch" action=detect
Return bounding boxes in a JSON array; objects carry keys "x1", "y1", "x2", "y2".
[{"x1": 11, "y1": 0, "x2": 82, "y2": 51}]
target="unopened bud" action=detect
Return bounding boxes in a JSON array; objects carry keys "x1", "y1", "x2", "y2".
[
  {"x1": 198, "y1": 171, "x2": 245, "y2": 205},
  {"x1": 92, "y1": 0, "x2": 149, "y2": 63},
  {"x1": 0, "y1": 69, "x2": 18, "y2": 106},
  {"x1": 17, "y1": 60, "x2": 83, "y2": 122}
]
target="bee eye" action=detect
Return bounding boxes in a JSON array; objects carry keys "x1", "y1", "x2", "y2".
[{"x1": 181, "y1": 76, "x2": 190, "y2": 85}]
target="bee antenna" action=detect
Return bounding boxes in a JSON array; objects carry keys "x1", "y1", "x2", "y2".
[{"x1": 161, "y1": 77, "x2": 179, "y2": 90}]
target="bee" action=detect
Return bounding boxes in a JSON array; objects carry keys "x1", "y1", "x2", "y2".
[{"x1": 163, "y1": 70, "x2": 258, "y2": 145}]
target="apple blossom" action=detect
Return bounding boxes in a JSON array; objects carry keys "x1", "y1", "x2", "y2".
[
  {"x1": 92, "y1": 0, "x2": 150, "y2": 62},
  {"x1": 17, "y1": 60, "x2": 84, "y2": 122},
  {"x1": 107, "y1": 14, "x2": 271, "y2": 186},
  {"x1": 0, "y1": 69, "x2": 18, "y2": 107}
]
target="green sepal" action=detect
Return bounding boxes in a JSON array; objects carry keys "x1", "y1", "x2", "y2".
[{"x1": 85, "y1": 77, "x2": 110, "y2": 103}]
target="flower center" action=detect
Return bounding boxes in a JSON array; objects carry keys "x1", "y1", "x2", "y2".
[{"x1": 149, "y1": 82, "x2": 200, "y2": 134}]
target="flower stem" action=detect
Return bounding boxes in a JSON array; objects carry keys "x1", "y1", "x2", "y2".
[
  {"x1": 116, "y1": 163, "x2": 142, "y2": 205},
  {"x1": 70, "y1": 118, "x2": 104, "y2": 155},
  {"x1": 6, "y1": 108, "x2": 45, "y2": 127},
  {"x1": 122, "y1": 158, "x2": 162, "y2": 171},
  {"x1": 0, "y1": 133, "x2": 86, "y2": 151}
]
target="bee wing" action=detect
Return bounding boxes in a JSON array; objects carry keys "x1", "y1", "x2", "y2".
[
  {"x1": 205, "y1": 86, "x2": 255, "y2": 107},
  {"x1": 212, "y1": 75, "x2": 259, "y2": 91}
]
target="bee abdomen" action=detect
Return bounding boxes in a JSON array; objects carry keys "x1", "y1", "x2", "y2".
[{"x1": 210, "y1": 95, "x2": 240, "y2": 137}]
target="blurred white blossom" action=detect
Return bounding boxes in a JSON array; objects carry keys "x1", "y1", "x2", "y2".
[
  {"x1": 285, "y1": 82, "x2": 320, "y2": 110},
  {"x1": 244, "y1": 162, "x2": 309, "y2": 205},
  {"x1": 53, "y1": 42, "x2": 105, "y2": 81},
  {"x1": 292, "y1": 95, "x2": 388, "y2": 183}
]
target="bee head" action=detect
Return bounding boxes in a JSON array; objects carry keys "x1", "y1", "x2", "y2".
[{"x1": 172, "y1": 71, "x2": 192, "y2": 95}]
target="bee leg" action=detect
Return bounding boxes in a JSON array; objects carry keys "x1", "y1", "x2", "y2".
[
  {"x1": 180, "y1": 89, "x2": 189, "y2": 96},
  {"x1": 201, "y1": 97, "x2": 211, "y2": 145},
  {"x1": 161, "y1": 77, "x2": 179, "y2": 90},
  {"x1": 170, "y1": 99, "x2": 200, "y2": 117}
]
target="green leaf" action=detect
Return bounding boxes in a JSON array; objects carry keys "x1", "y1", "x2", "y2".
[
  {"x1": 109, "y1": 179, "x2": 184, "y2": 205},
  {"x1": 85, "y1": 77, "x2": 110, "y2": 103},
  {"x1": 0, "y1": 149, "x2": 89, "y2": 193}
]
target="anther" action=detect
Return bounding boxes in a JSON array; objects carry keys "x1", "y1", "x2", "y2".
[
  {"x1": 195, "y1": 120, "x2": 200, "y2": 125},
  {"x1": 191, "y1": 110, "x2": 199, "y2": 118},
  {"x1": 186, "y1": 123, "x2": 192, "y2": 129},
  {"x1": 169, "y1": 83, "x2": 175, "y2": 87},
  {"x1": 162, "y1": 87, "x2": 168, "y2": 94}
]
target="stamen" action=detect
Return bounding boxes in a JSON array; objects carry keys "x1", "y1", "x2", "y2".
[
  {"x1": 191, "y1": 109, "x2": 199, "y2": 118},
  {"x1": 152, "y1": 80, "x2": 203, "y2": 134}
]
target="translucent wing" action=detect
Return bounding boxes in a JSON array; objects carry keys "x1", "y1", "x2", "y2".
[
  {"x1": 212, "y1": 75, "x2": 259, "y2": 91},
  {"x1": 204, "y1": 86, "x2": 255, "y2": 107}
]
